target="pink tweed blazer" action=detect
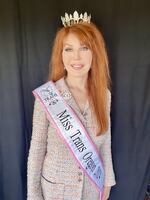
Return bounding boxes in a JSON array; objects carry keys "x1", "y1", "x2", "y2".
[{"x1": 27, "y1": 77, "x2": 116, "y2": 200}]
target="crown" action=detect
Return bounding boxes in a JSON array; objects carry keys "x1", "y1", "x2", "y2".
[{"x1": 61, "y1": 11, "x2": 91, "y2": 27}]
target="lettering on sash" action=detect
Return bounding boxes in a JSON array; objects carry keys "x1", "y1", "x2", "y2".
[{"x1": 57, "y1": 110, "x2": 73, "y2": 131}]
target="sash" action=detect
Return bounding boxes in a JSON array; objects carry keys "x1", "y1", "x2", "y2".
[{"x1": 33, "y1": 81, "x2": 105, "y2": 199}]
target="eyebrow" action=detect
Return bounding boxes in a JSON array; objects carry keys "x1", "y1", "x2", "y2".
[
  {"x1": 63, "y1": 43, "x2": 87, "y2": 47},
  {"x1": 63, "y1": 43, "x2": 73, "y2": 46}
]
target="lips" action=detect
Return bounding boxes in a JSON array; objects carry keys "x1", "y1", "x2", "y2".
[{"x1": 71, "y1": 64, "x2": 84, "y2": 70}]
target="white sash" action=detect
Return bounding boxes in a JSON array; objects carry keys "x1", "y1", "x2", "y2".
[{"x1": 33, "y1": 81, "x2": 105, "y2": 199}]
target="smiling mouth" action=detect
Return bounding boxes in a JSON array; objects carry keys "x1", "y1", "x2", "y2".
[{"x1": 71, "y1": 64, "x2": 84, "y2": 70}]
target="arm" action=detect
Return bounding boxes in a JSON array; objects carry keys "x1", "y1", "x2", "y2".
[
  {"x1": 100, "y1": 91, "x2": 116, "y2": 199},
  {"x1": 27, "y1": 98, "x2": 49, "y2": 200}
]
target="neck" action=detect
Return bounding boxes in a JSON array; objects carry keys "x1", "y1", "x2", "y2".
[{"x1": 65, "y1": 75, "x2": 88, "y2": 91}]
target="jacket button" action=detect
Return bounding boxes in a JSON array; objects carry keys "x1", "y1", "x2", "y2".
[
  {"x1": 78, "y1": 178, "x2": 82, "y2": 182},
  {"x1": 78, "y1": 172, "x2": 82, "y2": 176}
]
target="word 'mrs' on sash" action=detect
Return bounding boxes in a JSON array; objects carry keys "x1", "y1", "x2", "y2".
[{"x1": 33, "y1": 81, "x2": 105, "y2": 199}]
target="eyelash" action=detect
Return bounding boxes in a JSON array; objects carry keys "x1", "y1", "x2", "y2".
[
  {"x1": 64, "y1": 48, "x2": 73, "y2": 52},
  {"x1": 64, "y1": 46, "x2": 89, "y2": 52},
  {"x1": 81, "y1": 46, "x2": 89, "y2": 51}
]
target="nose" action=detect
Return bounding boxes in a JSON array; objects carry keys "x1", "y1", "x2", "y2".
[{"x1": 73, "y1": 50, "x2": 80, "y2": 60}]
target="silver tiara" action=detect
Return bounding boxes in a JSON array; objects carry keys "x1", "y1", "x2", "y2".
[{"x1": 61, "y1": 11, "x2": 91, "y2": 27}]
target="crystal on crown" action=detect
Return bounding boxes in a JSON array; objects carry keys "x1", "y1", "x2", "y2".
[{"x1": 61, "y1": 11, "x2": 91, "y2": 27}]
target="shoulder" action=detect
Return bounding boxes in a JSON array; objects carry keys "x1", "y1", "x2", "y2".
[
  {"x1": 54, "y1": 77, "x2": 66, "y2": 89},
  {"x1": 54, "y1": 77, "x2": 71, "y2": 99}
]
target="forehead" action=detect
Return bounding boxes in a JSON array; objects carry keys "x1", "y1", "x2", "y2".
[{"x1": 63, "y1": 33, "x2": 87, "y2": 46}]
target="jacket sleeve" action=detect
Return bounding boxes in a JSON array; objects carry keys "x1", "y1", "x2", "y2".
[
  {"x1": 27, "y1": 98, "x2": 49, "y2": 200},
  {"x1": 100, "y1": 90, "x2": 116, "y2": 187}
]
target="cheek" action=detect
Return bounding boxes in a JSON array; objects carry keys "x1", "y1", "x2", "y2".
[
  {"x1": 89, "y1": 55, "x2": 92, "y2": 64},
  {"x1": 62, "y1": 52, "x2": 65, "y2": 63},
  {"x1": 62, "y1": 53, "x2": 70, "y2": 65},
  {"x1": 86, "y1": 52, "x2": 92, "y2": 65}
]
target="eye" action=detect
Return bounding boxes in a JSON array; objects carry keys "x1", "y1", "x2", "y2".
[
  {"x1": 64, "y1": 48, "x2": 73, "y2": 52},
  {"x1": 80, "y1": 46, "x2": 89, "y2": 51}
]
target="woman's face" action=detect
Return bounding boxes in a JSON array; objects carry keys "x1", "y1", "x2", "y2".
[{"x1": 62, "y1": 33, "x2": 92, "y2": 78}]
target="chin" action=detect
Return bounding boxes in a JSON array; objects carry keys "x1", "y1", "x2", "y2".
[{"x1": 67, "y1": 72, "x2": 89, "y2": 78}]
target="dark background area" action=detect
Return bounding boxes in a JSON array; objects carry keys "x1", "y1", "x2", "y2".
[{"x1": 0, "y1": 0, "x2": 150, "y2": 199}]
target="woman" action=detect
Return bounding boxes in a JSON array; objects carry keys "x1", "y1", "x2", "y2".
[{"x1": 27, "y1": 11, "x2": 116, "y2": 200}]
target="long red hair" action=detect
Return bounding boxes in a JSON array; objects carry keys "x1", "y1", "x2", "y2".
[{"x1": 49, "y1": 22, "x2": 111, "y2": 135}]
